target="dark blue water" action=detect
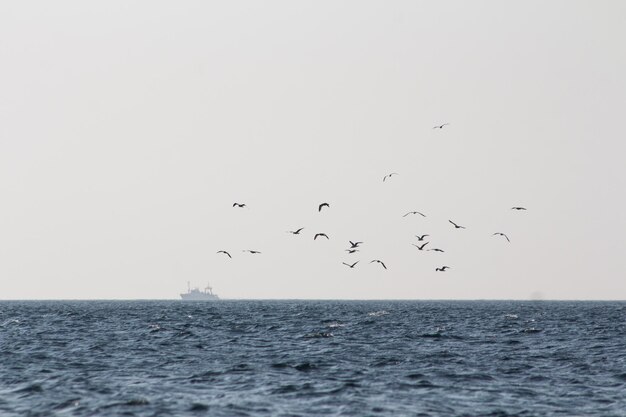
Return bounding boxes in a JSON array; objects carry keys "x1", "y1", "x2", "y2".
[{"x1": 1, "y1": 301, "x2": 625, "y2": 416}]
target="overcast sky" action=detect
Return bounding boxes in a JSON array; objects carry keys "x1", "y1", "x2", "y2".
[{"x1": 1, "y1": 1, "x2": 625, "y2": 300}]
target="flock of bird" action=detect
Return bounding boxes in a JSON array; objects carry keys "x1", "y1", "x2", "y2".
[{"x1": 216, "y1": 123, "x2": 527, "y2": 273}]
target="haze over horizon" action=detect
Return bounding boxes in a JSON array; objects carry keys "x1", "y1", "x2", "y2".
[{"x1": 1, "y1": 1, "x2": 625, "y2": 300}]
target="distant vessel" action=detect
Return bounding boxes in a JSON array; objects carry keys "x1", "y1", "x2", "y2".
[{"x1": 180, "y1": 282, "x2": 220, "y2": 301}]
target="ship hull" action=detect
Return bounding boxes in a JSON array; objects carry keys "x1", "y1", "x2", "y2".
[{"x1": 180, "y1": 293, "x2": 219, "y2": 301}]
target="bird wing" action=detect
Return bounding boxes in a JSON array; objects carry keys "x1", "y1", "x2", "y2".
[
  {"x1": 504, "y1": 234, "x2": 510, "y2": 242},
  {"x1": 403, "y1": 212, "x2": 411, "y2": 217},
  {"x1": 380, "y1": 262, "x2": 387, "y2": 269},
  {"x1": 353, "y1": 261, "x2": 359, "y2": 267},
  {"x1": 449, "y1": 220, "x2": 457, "y2": 227},
  {"x1": 417, "y1": 212, "x2": 426, "y2": 217}
]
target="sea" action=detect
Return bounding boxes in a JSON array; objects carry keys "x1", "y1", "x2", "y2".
[{"x1": 1, "y1": 300, "x2": 625, "y2": 417}]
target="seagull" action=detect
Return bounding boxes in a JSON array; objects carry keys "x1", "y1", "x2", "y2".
[
  {"x1": 349, "y1": 241, "x2": 363, "y2": 248},
  {"x1": 243, "y1": 250, "x2": 261, "y2": 254},
  {"x1": 383, "y1": 173, "x2": 399, "y2": 182},
  {"x1": 412, "y1": 242, "x2": 429, "y2": 251},
  {"x1": 345, "y1": 249, "x2": 360, "y2": 254},
  {"x1": 449, "y1": 220, "x2": 465, "y2": 229},
  {"x1": 428, "y1": 248, "x2": 445, "y2": 253},
  {"x1": 233, "y1": 203, "x2": 246, "y2": 208},
  {"x1": 216, "y1": 250, "x2": 232, "y2": 258},
  {"x1": 435, "y1": 266, "x2": 450, "y2": 272},
  {"x1": 342, "y1": 261, "x2": 359, "y2": 269},
  {"x1": 493, "y1": 232, "x2": 511, "y2": 242},
  {"x1": 415, "y1": 234, "x2": 429, "y2": 241},
  {"x1": 433, "y1": 123, "x2": 450, "y2": 129},
  {"x1": 318, "y1": 203, "x2": 330, "y2": 212},
  {"x1": 511, "y1": 207, "x2": 527, "y2": 211},
  {"x1": 403, "y1": 211, "x2": 426, "y2": 218},
  {"x1": 287, "y1": 228, "x2": 304, "y2": 235},
  {"x1": 370, "y1": 260, "x2": 387, "y2": 270},
  {"x1": 314, "y1": 233, "x2": 329, "y2": 240}
]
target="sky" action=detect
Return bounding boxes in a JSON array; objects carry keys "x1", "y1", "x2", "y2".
[{"x1": 1, "y1": 1, "x2": 625, "y2": 300}]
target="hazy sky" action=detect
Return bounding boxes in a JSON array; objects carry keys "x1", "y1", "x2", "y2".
[{"x1": 1, "y1": 1, "x2": 625, "y2": 300}]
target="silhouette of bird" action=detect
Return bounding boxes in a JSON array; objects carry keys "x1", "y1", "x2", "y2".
[
  {"x1": 433, "y1": 123, "x2": 450, "y2": 129},
  {"x1": 345, "y1": 249, "x2": 359, "y2": 254},
  {"x1": 449, "y1": 220, "x2": 465, "y2": 229},
  {"x1": 435, "y1": 266, "x2": 450, "y2": 272},
  {"x1": 403, "y1": 211, "x2": 426, "y2": 218},
  {"x1": 287, "y1": 228, "x2": 304, "y2": 235},
  {"x1": 428, "y1": 248, "x2": 445, "y2": 253},
  {"x1": 232, "y1": 203, "x2": 246, "y2": 208},
  {"x1": 342, "y1": 261, "x2": 359, "y2": 269},
  {"x1": 415, "y1": 234, "x2": 429, "y2": 241},
  {"x1": 511, "y1": 207, "x2": 527, "y2": 211},
  {"x1": 493, "y1": 232, "x2": 511, "y2": 242},
  {"x1": 349, "y1": 241, "x2": 363, "y2": 248},
  {"x1": 243, "y1": 250, "x2": 261, "y2": 254},
  {"x1": 383, "y1": 173, "x2": 399, "y2": 182},
  {"x1": 318, "y1": 203, "x2": 330, "y2": 212},
  {"x1": 314, "y1": 233, "x2": 329, "y2": 240},
  {"x1": 370, "y1": 260, "x2": 387, "y2": 269},
  {"x1": 216, "y1": 250, "x2": 232, "y2": 258},
  {"x1": 412, "y1": 242, "x2": 429, "y2": 251}
]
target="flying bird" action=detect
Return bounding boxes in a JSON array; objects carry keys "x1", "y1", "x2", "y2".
[
  {"x1": 318, "y1": 203, "x2": 330, "y2": 212},
  {"x1": 403, "y1": 211, "x2": 426, "y2": 218},
  {"x1": 428, "y1": 248, "x2": 445, "y2": 253},
  {"x1": 345, "y1": 249, "x2": 359, "y2": 254},
  {"x1": 232, "y1": 203, "x2": 246, "y2": 208},
  {"x1": 370, "y1": 260, "x2": 387, "y2": 270},
  {"x1": 242, "y1": 250, "x2": 261, "y2": 254},
  {"x1": 412, "y1": 242, "x2": 429, "y2": 251},
  {"x1": 449, "y1": 220, "x2": 466, "y2": 229},
  {"x1": 287, "y1": 228, "x2": 304, "y2": 235},
  {"x1": 383, "y1": 173, "x2": 399, "y2": 182},
  {"x1": 216, "y1": 250, "x2": 232, "y2": 258},
  {"x1": 349, "y1": 241, "x2": 363, "y2": 248},
  {"x1": 511, "y1": 207, "x2": 527, "y2": 211},
  {"x1": 314, "y1": 233, "x2": 329, "y2": 240},
  {"x1": 342, "y1": 261, "x2": 359, "y2": 269},
  {"x1": 435, "y1": 266, "x2": 450, "y2": 272},
  {"x1": 493, "y1": 232, "x2": 511, "y2": 242},
  {"x1": 415, "y1": 234, "x2": 429, "y2": 241},
  {"x1": 433, "y1": 123, "x2": 450, "y2": 129}
]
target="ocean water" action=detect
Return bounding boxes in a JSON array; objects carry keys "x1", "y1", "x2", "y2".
[{"x1": 1, "y1": 301, "x2": 625, "y2": 417}]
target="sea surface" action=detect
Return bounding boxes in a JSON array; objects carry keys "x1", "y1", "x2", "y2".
[{"x1": 1, "y1": 301, "x2": 625, "y2": 417}]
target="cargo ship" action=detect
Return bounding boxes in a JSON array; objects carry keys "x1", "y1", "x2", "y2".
[{"x1": 180, "y1": 282, "x2": 219, "y2": 301}]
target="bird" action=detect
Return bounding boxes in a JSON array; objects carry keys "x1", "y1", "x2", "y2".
[
  {"x1": 233, "y1": 203, "x2": 246, "y2": 208},
  {"x1": 314, "y1": 233, "x2": 329, "y2": 240},
  {"x1": 243, "y1": 250, "x2": 261, "y2": 254},
  {"x1": 428, "y1": 248, "x2": 445, "y2": 253},
  {"x1": 383, "y1": 173, "x2": 399, "y2": 182},
  {"x1": 493, "y1": 232, "x2": 511, "y2": 242},
  {"x1": 511, "y1": 207, "x2": 527, "y2": 211},
  {"x1": 342, "y1": 261, "x2": 359, "y2": 269},
  {"x1": 433, "y1": 123, "x2": 450, "y2": 129},
  {"x1": 345, "y1": 249, "x2": 359, "y2": 254},
  {"x1": 412, "y1": 242, "x2": 429, "y2": 251},
  {"x1": 349, "y1": 241, "x2": 363, "y2": 248},
  {"x1": 449, "y1": 220, "x2": 465, "y2": 229},
  {"x1": 415, "y1": 234, "x2": 429, "y2": 241},
  {"x1": 287, "y1": 228, "x2": 304, "y2": 235},
  {"x1": 435, "y1": 266, "x2": 450, "y2": 272},
  {"x1": 403, "y1": 211, "x2": 426, "y2": 218},
  {"x1": 318, "y1": 203, "x2": 330, "y2": 212},
  {"x1": 216, "y1": 250, "x2": 232, "y2": 258},
  {"x1": 370, "y1": 260, "x2": 387, "y2": 269}
]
